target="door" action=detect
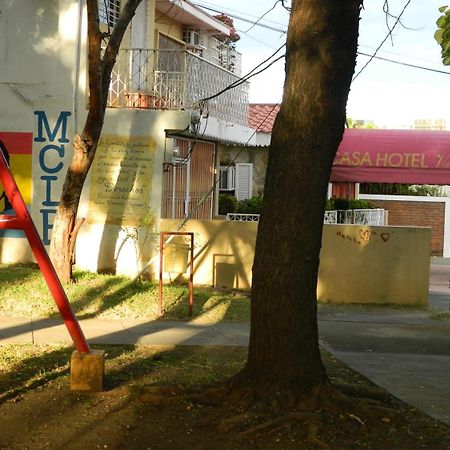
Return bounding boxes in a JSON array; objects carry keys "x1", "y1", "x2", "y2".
[{"x1": 162, "y1": 139, "x2": 215, "y2": 219}]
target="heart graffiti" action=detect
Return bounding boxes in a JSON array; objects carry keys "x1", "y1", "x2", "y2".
[
  {"x1": 358, "y1": 229, "x2": 371, "y2": 243},
  {"x1": 381, "y1": 232, "x2": 391, "y2": 242}
]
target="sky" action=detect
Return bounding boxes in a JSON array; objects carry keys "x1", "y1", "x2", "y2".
[{"x1": 196, "y1": 0, "x2": 450, "y2": 129}]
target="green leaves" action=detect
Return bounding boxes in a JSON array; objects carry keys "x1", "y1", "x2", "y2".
[{"x1": 435, "y1": 5, "x2": 450, "y2": 65}]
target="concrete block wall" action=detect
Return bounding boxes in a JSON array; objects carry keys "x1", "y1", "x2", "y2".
[
  {"x1": 160, "y1": 219, "x2": 431, "y2": 305},
  {"x1": 360, "y1": 194, "x2": 450, "y2": 257},
  {"x1": 369, "y1": 200, "x2": 444, "y2": 255}
]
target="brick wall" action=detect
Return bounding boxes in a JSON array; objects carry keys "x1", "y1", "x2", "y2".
[{"x1": 369, "y1": 200, "x2": 444, "y2": 255}]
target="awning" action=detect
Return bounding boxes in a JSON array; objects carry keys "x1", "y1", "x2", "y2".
[{"x1": 331, "y1": 129, "x2": 450, "y2": 185}]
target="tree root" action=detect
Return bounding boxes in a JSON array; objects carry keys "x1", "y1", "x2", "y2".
[
  {"x1": 130, "y1": 379, "x2": 399, "y2": 448},
  {"x1": 218, "y1": 412, "x2": 255, "y2": 433},
  {"x1": 133, "y1": 385, "x2": 226, "y2": 406},
  {"x1": 307, "y1": 421, "x2": 329, "y2": 449},
  {"x1": 236, "y1": 413, "x2": 315, "y2": 438}
]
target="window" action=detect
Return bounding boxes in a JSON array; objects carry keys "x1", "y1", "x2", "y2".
[
  {"x1": 219, "y1": 166, "x2": 235, "y2": 191},
  {"x1": 158, "y1": 34, "x2": 185, "y2": 73},
  {"x1": 219, "y1": 163, "x2": 253, "y2": 200},
  {"x1": 99, "y1": 0, "x2": 121, "y2": 27}
]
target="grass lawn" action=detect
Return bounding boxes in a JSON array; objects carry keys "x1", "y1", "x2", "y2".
[{"x1": 0, "y1": 264, "x2": 250, "y2": 322}]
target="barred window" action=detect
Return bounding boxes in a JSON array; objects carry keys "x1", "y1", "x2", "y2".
[{"x1": 99, "y1": 0, "x2": 121, "y2": 27}]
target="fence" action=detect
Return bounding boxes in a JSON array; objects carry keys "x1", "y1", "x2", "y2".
[
  {"x1": 227, "y1": 209, "x2": 388, "y2": 226},
  {"x1": 323, "y1": 209, "x2": 388, "y2": 226},
  {"x1": 107, "y1": 48, "x2": 249, "y2": 126},
  {"x1": 226, "y1": 213, "x2": 260, "y2": 222}
]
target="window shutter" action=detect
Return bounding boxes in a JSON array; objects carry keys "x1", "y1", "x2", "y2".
[
  {"x1": 235, "y1": 163, "x2": 253, "y2": 200},
  {"x1": 219, "y1": 166, "x2": 236, "y2": 191}
]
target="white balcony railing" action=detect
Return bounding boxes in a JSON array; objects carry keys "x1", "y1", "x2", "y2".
[
  {"x1": 108, "y1": 48, "x2": 249, "y2": 126},
  {"x1": 226, "y1": 213, "x2": 260, "y2": 222},
  {"x1": 324, "y1": 209, "x2": 388, "y2": 226},
  {"x1": 226, "y1": 209, "x2": 388, "y2": 226}
]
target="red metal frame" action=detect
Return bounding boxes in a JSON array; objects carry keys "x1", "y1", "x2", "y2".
[
  {"x1": 0, "y1": 143, "x2": 90, "y2": 353},
  {"x1": 159, "y1": 232, "x2": 194, "y2": 317}
]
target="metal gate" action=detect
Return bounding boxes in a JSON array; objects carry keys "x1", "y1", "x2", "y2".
[{"x1": 162, "y1": 139, "x2": 215, "y2": 219}]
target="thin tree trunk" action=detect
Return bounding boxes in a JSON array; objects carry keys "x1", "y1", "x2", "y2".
[
  {"x1": 238, "y1": 0, "x2": 362, "y2": 399},
  {"x1": 49, "y1": 0, "x2": 142, "y2": 282}
]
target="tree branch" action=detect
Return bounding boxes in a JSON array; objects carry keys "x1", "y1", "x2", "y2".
[{"x1": 101, "y1": 0, "x2": 143, "y2": 105}]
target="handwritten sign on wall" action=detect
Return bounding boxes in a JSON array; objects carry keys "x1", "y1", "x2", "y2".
[{"x1": 87, "y1": 135, "x2": 155, "y2": 226}]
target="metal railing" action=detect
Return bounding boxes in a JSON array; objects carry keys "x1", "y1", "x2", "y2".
[
  {"x1": 324, "y1": 209, "x2": 388, "y2": 226},
  {"x1": 226, "y1": 213, "x2": 260, "y2": 222},
  {"x1": 188, "y1": 34, "x2": 242, "y2": 75},
  {"x1": 108, "y1": 48, "x2": 249, "y2": 126}
]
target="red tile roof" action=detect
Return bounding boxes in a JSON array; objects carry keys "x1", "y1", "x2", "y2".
[{"x1": 248, "y1": 103, "x2": 280, "y2": 132}]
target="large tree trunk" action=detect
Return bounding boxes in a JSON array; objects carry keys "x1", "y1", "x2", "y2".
[
  {"x1": 237, "y1": 0, "x2": 362, "y2": 400},
  {"x1": 50, "y1": 0, "x2": 142, "y2": 282}
]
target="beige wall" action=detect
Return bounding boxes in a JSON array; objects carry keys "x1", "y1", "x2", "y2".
[
  {"x1": 318, "y1": 224, "x2": 430, "y2": 305},
  {"x1": 161, "y1": 220, "x2": 431, "y2": 305},
  {"x1": 75, "y1": 109, "x2": 189, "y2": 276}
]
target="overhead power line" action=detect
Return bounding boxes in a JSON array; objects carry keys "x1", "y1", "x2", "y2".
[
  {"x1": 195, "y1": 2, "x2": 287, "y2": 33},
  {"x1": 357, "y1": 52, "x2": 450, "y2": 76}
]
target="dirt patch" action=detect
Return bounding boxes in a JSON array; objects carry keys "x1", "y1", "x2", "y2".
[{"x1": 0, "y1": 345, "x2": 449, "y2": 450}]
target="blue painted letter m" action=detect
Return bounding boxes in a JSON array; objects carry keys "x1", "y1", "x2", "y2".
[{"x1": 34, "y1": 111, "x2": 71, "y2": 143}]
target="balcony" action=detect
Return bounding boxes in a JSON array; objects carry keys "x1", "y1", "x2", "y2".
[{"x1": 107, "y1": 48, "x2": 249, "y2": 126}]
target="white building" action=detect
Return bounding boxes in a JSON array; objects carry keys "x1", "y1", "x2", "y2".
[{"x1": 0, "y1": 0, "x2": 256, "y2": 275}]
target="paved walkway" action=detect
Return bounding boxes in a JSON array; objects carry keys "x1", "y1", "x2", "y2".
[{"x1": 1, "y1": 259, "x2": 449, "y2": 426}]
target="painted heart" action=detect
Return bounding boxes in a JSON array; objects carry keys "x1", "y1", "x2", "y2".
[
  {"x1": 358, "y1": 229, "x2": 370, "y2": 243},
  {"x1": 381, "y1": 233, "x2": 391, "y2": 242}
]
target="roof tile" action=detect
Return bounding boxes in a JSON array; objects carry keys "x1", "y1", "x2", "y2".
[{"x1": 248, "y1": 103, "x2": 280, "y2": 132}]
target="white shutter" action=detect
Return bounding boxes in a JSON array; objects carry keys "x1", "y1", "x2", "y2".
[{"x1": 235, "y1": 163, "x2": 253, "y2": 201}]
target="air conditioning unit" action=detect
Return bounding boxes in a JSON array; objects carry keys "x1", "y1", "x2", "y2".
[
  {"x1": 163, "y1": 140, "x2": 180, "y2": 164},
  {"x1": 183, "y1": 28, "x2": 206, "y2": 50}
]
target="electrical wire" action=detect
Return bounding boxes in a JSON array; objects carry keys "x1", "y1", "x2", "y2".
[
  {"x1": 199, "y1": 45, "x2": 286, "y2": 103},
  {"x1": 357, "y1": 51, "x2": 450, "y2": 76},
  {"x1": 186, "y1": 103, "x2": 280, "y2": 220},
  {"x1": 133, "y1": 104, "x2": 280, "y2": 281},
  {"x1": 353, "y1": 0, "x2": 413, "y2": 81},
  {"x1": 194, "y1": 3, "x2": 287, "y2": 33},
  {"x1": 241, "y1": 1, "x2": 281, "y2": 34}
]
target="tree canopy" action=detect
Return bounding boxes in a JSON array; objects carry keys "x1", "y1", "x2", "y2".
[{"x1": 435, "y1": 5, "x2": 450, "y2": 64}]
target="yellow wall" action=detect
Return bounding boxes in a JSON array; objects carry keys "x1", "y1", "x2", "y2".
[
  {"x1": 160, "y1": 220, "x2": 431, "y2": 305},
  {"x1": 155, "y1": 14, "x2": 184, "y2": 43},
  {"x1": 74, "y1": 108, "x2": 190, "y2": 276},
  {"x1": 318, "y1": 224, "x2": 430, "y2": 305}
]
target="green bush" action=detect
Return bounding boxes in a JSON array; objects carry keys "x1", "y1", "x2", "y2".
[
  {"x1": 218, "y1": 194, "x2": 237, "y2": 215},
  {"x1": 325, "y1": 198, "x2": 335, "y2": 211},
  {"x1": 236, "y1": 196, "x2": 263, "y2": 214},
  {"x1": 348, "y1": 199, "x2": 376, "y2": 210},
  {"x1": 331, "y1": 198, "x2": 375, "y2": 210}
]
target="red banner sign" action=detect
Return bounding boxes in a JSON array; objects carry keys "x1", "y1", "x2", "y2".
[{"x1": 331, "y1": 129, "x2": 450, "y2": 184}]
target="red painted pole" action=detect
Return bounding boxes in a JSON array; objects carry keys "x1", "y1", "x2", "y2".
[
  {"x1": 158, "y1": 232, "x2": 164, "y2": 317},
  {"x1": 0, "y1": 146, "x2": 90, "y2": 353},
  {"x1": 189, "y1": 233, "x2": 193, "y2": 317}
]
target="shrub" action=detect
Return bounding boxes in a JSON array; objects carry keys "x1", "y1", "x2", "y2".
[
  {"x1": 236, "y1": 196, "x2": 263, "y2": 214},
  {"x1": 218, "y1": 194, "x2": 237, "y2": 215},
  {"x1": 325, "y1": 198, "x2": 335, "y2": 211},
  {"x1": 331, "y1": 198, "x2": 375, "y2": 210}
]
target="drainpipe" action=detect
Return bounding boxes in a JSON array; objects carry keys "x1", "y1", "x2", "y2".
[{"x1": 73, "y1": 0, "x2": 84, "y2": 135}]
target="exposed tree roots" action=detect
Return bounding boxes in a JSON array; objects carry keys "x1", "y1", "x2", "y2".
[{"x1": 132, "y1": 379, "x2": 400, "y2": 448}]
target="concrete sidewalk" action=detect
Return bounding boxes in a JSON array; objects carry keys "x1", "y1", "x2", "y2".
[
  {"x1": 0, "y1": 316, "x2": 250, "y2": 347},
  {"x1": 1, "y1": 307, "x2": 449, "y2": 425}
]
